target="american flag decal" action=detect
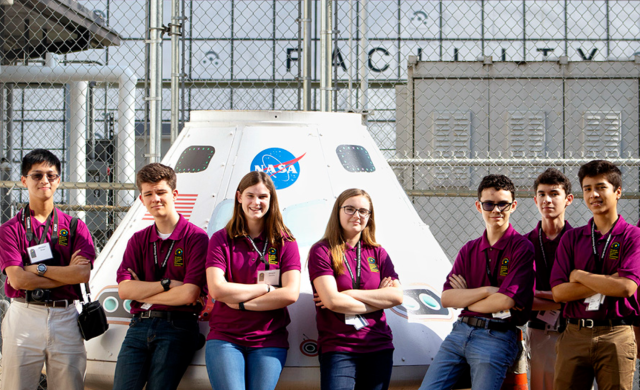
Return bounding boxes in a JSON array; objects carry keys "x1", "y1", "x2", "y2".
[{"x1": 142, "y1": 194, "x2": 198, "y2": 221}]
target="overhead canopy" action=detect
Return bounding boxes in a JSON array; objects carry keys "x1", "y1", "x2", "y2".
[{"x1": 1, "y1": 0, "x2": 122, "y2": 63}]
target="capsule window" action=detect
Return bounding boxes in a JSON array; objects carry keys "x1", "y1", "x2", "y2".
[
  {"x1": 175, "y1": 146, "x2": 215, "y2": 173},
  {"x1": 336, "y1": 145, "x2": 375, "y2": 173}
]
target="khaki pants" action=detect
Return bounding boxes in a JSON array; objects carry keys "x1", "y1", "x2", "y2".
[
  {"x1": 554, "y1": 323, "x2": 636, "y2": 390},
  {"x1": 0, "y1": 300, "x2": 86, "y2": 390},
  {"x1": 527, "y1": 327, "x2": 560, "y2": 390}
]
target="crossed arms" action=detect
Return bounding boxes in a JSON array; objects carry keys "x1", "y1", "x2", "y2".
[
  {"x1": 6, "y1": 249, "x2": 91, "y2": 291},
  {"x1": 442, "y1": 274, "x2": 515, "y2": 313},
  {"x1": 312, "y1": 276, "x2": 403, "y2": 315}
]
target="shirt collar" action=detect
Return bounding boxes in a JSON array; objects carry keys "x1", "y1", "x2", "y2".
[
  {"x1": 479, "y1": 224, "x2": 515, "y2": 252},
  {"x1": 537, "y1": 220, "x2": 572, "y2": 243},
  {"x1": 583, "y1": 215, "x2": 625, "y2": 237},
  {"x1": 150, "y1": 214, "x2": 187, "y2": 242}
]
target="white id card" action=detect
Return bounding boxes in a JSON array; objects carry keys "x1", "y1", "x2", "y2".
[
  {"x1": 140, "y1": 303, "x2": 152, "y2": 310},
  {"x1": 492, "y1": 310, "x2": 511, "y2": 319},
  {"x1": 536, "y1": 310, "x2": 561, "y2": 326},
  {"x1": 345, "y1": 314, "x2": 368, "y2": 330},
  {"x1": 584, "y1": 293, "x2": 604, "y2": 311},
  {"x1": 257, "y1": 270, "x2": 280, "y2": 286},
  {"x1": 27, "y1": 243, "x2": 53, "y2": 264}
]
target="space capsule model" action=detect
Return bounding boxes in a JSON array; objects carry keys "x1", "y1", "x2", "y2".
[{"x1": 84, "y1": 110, "x2": 456, "y2": 389}]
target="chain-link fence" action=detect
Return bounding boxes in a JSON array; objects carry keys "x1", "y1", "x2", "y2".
[{"x1": 1, "y1": 0, "x2": 640, "y2": 388}]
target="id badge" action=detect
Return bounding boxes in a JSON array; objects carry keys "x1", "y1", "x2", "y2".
[
  {"x1": 140, "y1": 303, "x2": 152, "y2": 310},
  {"x1": 536, "y1": 310, "x2": 560, "y2": 326},
  {"x1": 584, "y1": 293, "x2": 604, "y2": 311},
  {"x1": 492, "y1": 310, "x2": 511, "y2": 319},
  {"x1": 257, "y1": 270, "x2": 280, "y2": 286},
  {"x1": 345, "y1": 314, "x2": 368, "y2": 330},
  {"x1": 27, "y1": 243, "x2": 53, "y2": 264}
]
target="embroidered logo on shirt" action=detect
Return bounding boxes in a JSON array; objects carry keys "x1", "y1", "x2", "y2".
[
  {"x1": 499, "y1": 258, "x2": 509, "y2": 276},
  {"x1": 58, "y1": 229, "x2": 69, "y2": 246},
  {"x1": 609, "y1": 242, "x2": 620, "y2": 260},
  {"x1": 268, "y1": 247, "x2": 278, "y2": 265},
  {"x1": 367, "y1": 257, "x2": 379, "y2": 272},
  {"x1": 174, "y1": 248, "x2": 184, "y2": 267}
]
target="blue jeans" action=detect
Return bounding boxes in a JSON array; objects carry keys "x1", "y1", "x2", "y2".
[
  {"x1": 112, "y1": 317, "x2": 202, "y2": 390},
  {"x1": 419, "y1": 321, "x2": 519, "y2": 390},
  {"x1": 205, "y1": 339, "x2": 287, "y2": 390},
  {"x1": 319, "y1": 349, "x2": 394, "y2": 390}
]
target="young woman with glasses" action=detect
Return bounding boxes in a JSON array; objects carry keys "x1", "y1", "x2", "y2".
[
  {"x1": 308, "y1": 188, "x2": 403, "y2": 390},
  {"x1": 205, "y1": 171, "x2": 301, "y2": 390}
]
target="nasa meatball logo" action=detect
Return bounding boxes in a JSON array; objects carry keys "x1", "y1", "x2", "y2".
[{"x1": 250, "y1": 148, "x2": 305, "y2": 189}]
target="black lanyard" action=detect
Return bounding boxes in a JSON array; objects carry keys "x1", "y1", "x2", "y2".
[
  {"x1": 537, "y1": 224, "x2": 566, "y2": 272},
  {"x1": 343, "y1": 241, "x2": 361, "y2": 290},
  {"x1": 591, "y1": 217, "x2": 619, "y2": 274},
  {"x1": 484, "y1": 248, "x2": 502, "y2": 286},
  {"x1": 246, "y1": 235, "x2": 270, "y2": 270},
  {"x1": 21, "y1": 205, "x2": 57, "y2": 246},
  {"x1": 153, "y1": 239, "x2": 175, "y2": 279}
]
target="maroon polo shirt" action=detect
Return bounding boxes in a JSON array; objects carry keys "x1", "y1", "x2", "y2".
[
  {"x1": 0, "y1": 208, "x2": 96, "y2": 300},
  {"x1": 444, "y1": 224, "x2": 535, "y2": 326},
  {"x1": 550, "y1": 215, "x2": 640, "y2": 320},
  {"x1": 206, "y1": 228, "x2": 301, "y2": 348},
  {"x1": 308, "y1": 240, "x2": 399, "y2": 354},
  {"x1": 116, "y1": 214, "x2": 208, "y2": 314}
]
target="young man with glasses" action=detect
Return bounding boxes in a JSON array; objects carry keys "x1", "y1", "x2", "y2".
[
  {"x1": 0, "y1": 149, "x2": 96, "y2": 390},
  {"x1": 419, "y1": 174, "x2": 535, "y2": 390},
  {"x1": 550, "y1": 160, "x2": 640, "y2": 390},
  {"x1": 113, "y1": 163, "x2": 208, "y2": 390},
  {"x1": 524, "y1": 168, "x2": 574, "y2": 390}
]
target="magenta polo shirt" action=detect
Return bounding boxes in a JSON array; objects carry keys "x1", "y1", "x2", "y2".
[
  {"x1": 550, "y1": 215, "x2": 640, "y2": 320},
  {"x1": 445, "y1": 224, "x2": 535, "y2": 326},
  {"x1": 116, "y1": 215, "x2": 208, "y2": 314},
  {"x1": 0, "y1": 208, "x2": 96, "y2": 300},
  {"x1": 308, "y1": 240, "x2": 399, "y2": 354},
  {"x1": 206, "y1": 228, "x2": 301, "y2": 348}
]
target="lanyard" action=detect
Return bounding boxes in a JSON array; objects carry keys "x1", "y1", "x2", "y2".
[
  {"x1": 21, "y1": 205, "x2": 57, "y2": 246},
  {"x1": 590, "y1": 217, "x2": 619, "y2": 274},
  {"x1": 484, "y1": 248, "x2": 502, "y2": 286},
  {"x1": 153, "y1": 239, "x2": 175, "y2": 279},
  {"x1": 246, "y1": 235, "x2": 270, "y2": 270},
  {"x1": 537, "y1": 224, "x2": 566, "y2": 272},
  {"x1": 343, "y1": 241, "x2": 361, "y2": 290}
]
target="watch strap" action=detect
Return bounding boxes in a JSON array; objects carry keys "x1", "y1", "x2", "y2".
[{"x1": 239, "y1": 302, "x2": 246, "y2": 311}]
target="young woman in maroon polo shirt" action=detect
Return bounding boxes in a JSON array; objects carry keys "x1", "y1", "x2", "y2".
[
  {"x1": 205, "y1": 171, "x2": 301, "y2": 390},
  {"x1": 308, "y1": 188, "x2": 403, "y2": 390}
]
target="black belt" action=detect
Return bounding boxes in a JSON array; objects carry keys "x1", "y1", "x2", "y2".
[
  {"x1": 134, "y1": 310, "x2": 197, "y2": 321},
  {"x1": 460, "y1": 316, "x2": 515, "y2": 333},
  {"x1": 527, "y1": 320, "x2": 564, "y2": 332},
  {"x1": 566, "y1": 318, "x2": 633, "y2": 329},
  {"x1": 13, "y1": 297, "x2": 74, "y2": 308}
]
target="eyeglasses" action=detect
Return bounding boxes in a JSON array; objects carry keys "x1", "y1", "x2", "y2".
[
  {"x1": 25, "y1": 173, "x2": 60, "y2": 182},
  {"x1": 341, "y1": 205, "x2": 371, "y2": 218},
  {"x1": 480, "y1": 201, "x2": 513, "y2": 212}
]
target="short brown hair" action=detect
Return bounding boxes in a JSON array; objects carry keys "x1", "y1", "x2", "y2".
[
  {"x1": 533, "y1": 168, "x2": 572, "y2": 195},
  {"x1": 136, "y1": 163, "x2": 177, "y2": 191},
  {"x1": 477, "y1": 174, "x2": 516, "y2": 201},
  {"x1": 578, "y1": 160, "x2": 622, "y2": 190}
]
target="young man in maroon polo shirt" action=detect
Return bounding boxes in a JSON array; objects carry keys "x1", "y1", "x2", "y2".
[
  {"x1": 524, "y1": 168, "x2": 574, "y2": 390},
  {"x1": 550, "y1": 160, "x2": 640, "y2": 390},
  {"x1": 419, "y1": 174, "x2": 535, "y2": 390},
  {"x1": 113, "y1": 163, "x2": 209, "y2": 390}
]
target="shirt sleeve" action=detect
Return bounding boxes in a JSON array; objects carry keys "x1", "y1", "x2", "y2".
[
  {"x1": 377, "y1": 247, "x2": 399, "y2": 280},
  {"x1": 496, "y1": 239, "x2": 535, "y2": 309},
  {"x1": 442, "y1": 243, "x2": 468, "y2": 292},
  {"x1": 182, "y1": 229, "x2": 209, "y2": 287},
  {"x1": 308, "y1": 242, "x2": 334, "y2": 282},
  {"x1": 75, "y1": 219, "x2": 96, "y2": 265},
  {"x1": 116, "y1": 236, "x2": 140, "y2": 284},
  {"x1": 279, "y1": 239, "x2": 301, "y2": 274},
  {"x1": 615, "y1": 226, "x2": 640, "y2": 286},
  {"x1": 549, "y1": 232, "x2": 573, "y2": 289},
  {"x1": 0, "y1": 221, "x2": 24, "y2": 273},
  {"x1": 206, "y1": 230, "x2": 229, "y2": 272}
]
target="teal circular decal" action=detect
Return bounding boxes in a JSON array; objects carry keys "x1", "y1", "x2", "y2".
[
  {"x1": 419, "y1": 293, "x2": 441, "y2": 310},
  {"x1": 250, "y1": 148, "x2": 305, "y2": 189}
]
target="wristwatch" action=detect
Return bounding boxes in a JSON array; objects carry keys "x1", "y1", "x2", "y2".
[
  {"x1": 161, "y1": 278, "x2": 171, "y2": 291},
  {"x1": 36, "y1": 263, "x2": 47, "y2": 276}
]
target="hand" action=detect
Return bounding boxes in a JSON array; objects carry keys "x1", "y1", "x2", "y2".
[
  {"x1": 570, "y1": 269, "x2": 587, "y2": 283},
  {"x1": 127, "y1": 268, "x2": 140, "y2": 281},
  {"x1": 485, "y1": 286, "x2": 499, "y2": 295},
  {"x1": 313, "y1": 292, "x2": 327, "y2": 309},
  {"x1": 449, "y1": 274, "x2": 468, "y2": 289},
  {"x1": 70, "y1": 250, "x2": 90, "y2": 266},
  {"x1": 225, "y1": 302, "x2": 239, "y2": 310},
  {"x1": 170, "y1": 280, "x2": 184, "y2": 289},
  {"x1": 378, "y1": 277, "x2": 393, "y2": 288}
]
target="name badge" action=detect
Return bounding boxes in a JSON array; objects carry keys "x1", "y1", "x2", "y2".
[
  {"x1": 536, "y1": 310, "x2": 560, "y2": 326},
  {"x1": 140, "y1": 303, "x2": 152, "y2": 310},
  {"x1": 27, "y1": 243, "x2": 53, "y2": 264},
  {"x1": 257, "y1": 270, "x2": 280, "y2": 286},
  {"x1": 492, "y1": 310, "x2": 511, "y2": 319},
  {"x1": 585, "y1": 293, "x2": 605, "y2": 311},
  {"x1": 345, "y1": 314, "x2": 368, "y2": 330}
]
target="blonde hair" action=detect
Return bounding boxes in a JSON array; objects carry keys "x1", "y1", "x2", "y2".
[
  {"x1": 318, "y1": 188, "x2": 379, "y2": 275},
  {"x1": 225, "y1": 171, "x2": 294, "y2": 246}
]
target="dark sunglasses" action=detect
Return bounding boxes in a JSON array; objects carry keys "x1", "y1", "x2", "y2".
[
  {"x1": 25, "y1": 173, "x2": 60, "y2": 182},
  {"x1": 480, "y1": 201, "x2": 513, "y2": 212}
]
